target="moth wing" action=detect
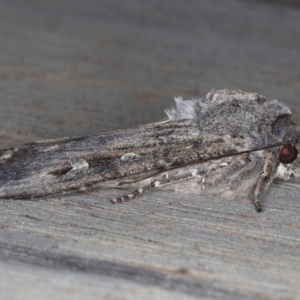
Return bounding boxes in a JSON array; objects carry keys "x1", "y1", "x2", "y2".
[{"x1": 1, "y1": 89, "x2": 300, "y2": 200}]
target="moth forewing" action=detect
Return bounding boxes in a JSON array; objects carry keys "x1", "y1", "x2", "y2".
[
  {"x1": 0, "y1": 89, "x2": 300, "y2": 212},
  {"x1": 0, "y1": 124, "x2": 251, "y2": 200}
]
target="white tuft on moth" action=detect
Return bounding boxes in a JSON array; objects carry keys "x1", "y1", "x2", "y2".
[{"x1": 1, "y1": 89, "x2": 300, "y2": 212}]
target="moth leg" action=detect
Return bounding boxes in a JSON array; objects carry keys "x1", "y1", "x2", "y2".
[
  {"x1": 253, "y1": 154, "x2": 276, "y2": 212},
  {"x1": 111, "y1": 169, "x2": 203, "y2": 204},
  {"x1": 253, "y1": 177, "x2": 265, "y2": 212}
]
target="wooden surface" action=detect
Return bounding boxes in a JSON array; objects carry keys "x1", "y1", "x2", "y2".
[{"x1": 1, "y1": 1, "x2": 300, "y2": 299}]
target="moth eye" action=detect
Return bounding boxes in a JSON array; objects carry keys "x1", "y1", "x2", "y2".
[{"x1": 279, "y1": 144, "x2": 298, "y2": 164}]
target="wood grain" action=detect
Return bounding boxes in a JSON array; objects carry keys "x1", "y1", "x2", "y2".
[{"x1": 1, "y1": 0, "x2": 300, "y2": 299}]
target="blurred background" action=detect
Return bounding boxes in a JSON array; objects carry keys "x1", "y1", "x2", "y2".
[
  {"x1": 0, "y1": 0, "x2": 300, "y2": 145},
  {"x1": 1, "y1": 1, "x2": 300, "y2": 299}
]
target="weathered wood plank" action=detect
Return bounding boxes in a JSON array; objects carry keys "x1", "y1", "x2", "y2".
[{"x1": 1, "y1": 0, "x2": 300, "y2": 299}]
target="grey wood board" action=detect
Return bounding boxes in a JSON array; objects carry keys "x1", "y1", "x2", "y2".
[{"x1": 0, "y1": 0, "x2": 300, "y2": 299}]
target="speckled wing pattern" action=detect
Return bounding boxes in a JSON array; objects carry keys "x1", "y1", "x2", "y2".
[{"x1": 0, "y1": 89, "x2": 300, "y2": 211}]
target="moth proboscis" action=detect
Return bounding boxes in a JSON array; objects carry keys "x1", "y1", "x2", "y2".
[{"x1": 1, "y1": 89, "x2": 300, "y2": 212}]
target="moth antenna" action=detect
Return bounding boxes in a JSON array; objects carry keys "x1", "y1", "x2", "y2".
[
  {"x1": 111, "y1": 170, "x2": 204, "y2": 204},
  {"x1": 111, "y1": 180, "x2": 161, "y2": 203}
]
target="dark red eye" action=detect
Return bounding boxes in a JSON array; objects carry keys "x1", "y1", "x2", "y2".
[{"x1": 279, "y1": 144, "x2": 298, "y2": 164}]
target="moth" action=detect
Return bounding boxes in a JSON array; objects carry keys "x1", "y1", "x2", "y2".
[{"x1": 0, "y1": 89, "x2": 300, "y2": 212}]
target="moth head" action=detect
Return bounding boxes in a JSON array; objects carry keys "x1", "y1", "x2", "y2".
[
  {"x1": 279, "y1": 144, "x2": 298, "y2": 164},
  {"x1": 276, "y1": 106, "x2": 300, "y2": 181},
  {"x1": 277, "y1": 143, "x2": 300, "y2": 180}
]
